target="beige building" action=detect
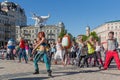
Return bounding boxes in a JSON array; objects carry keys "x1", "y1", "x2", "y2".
[
  {"x1": 0, "y1": 0, "x2": 27, "y2": 47},
  {"x1": 92, "y1": 20, "x2": 120, "y2": 47},
  {"x1": 16, "y1": 22, "x2": 65, "y2": 44}
]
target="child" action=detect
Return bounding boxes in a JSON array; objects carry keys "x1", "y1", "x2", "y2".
[{"x1": 104, "y1": 31, "x2": 120, "y2": 70}]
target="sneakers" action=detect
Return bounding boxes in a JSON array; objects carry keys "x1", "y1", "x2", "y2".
[
  {"x1": 98, "y1": 65, "x2": 102, "y2": 70},
  {"x1": 47, "y1": 70, "x2": 52, "y2": 77},
  {"x1": 33, "y1": 70, "x2": 39, "y2": 74}
]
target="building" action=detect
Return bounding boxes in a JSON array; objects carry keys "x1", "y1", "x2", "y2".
[
  {"x1": 92, "y1": 20, "x2": 120, "y2": 47},
  {"x1": 16, "y1": 22, "x2": 65, "y2": 44},
  {"x1": 0, "y1": 0, "x2": 27, "y2": 47}
]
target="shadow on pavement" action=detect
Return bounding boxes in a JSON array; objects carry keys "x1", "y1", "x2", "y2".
[
  {"x1": 100, "y1": 71, "x2": 120, "y2": 76},
  {"x1": 0, "y1": 67, "x2": 4, "y2": 69},
  {"x1": 52, "y1": 69, "x2": 101, "y2": 78},
  {"x1": 9, "y1": 77, "x2": 49, "y2": 80}
]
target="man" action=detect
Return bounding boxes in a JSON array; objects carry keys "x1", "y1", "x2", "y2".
[{"x1": 18, "y1": 37, "x2": 27, "y2": 63}]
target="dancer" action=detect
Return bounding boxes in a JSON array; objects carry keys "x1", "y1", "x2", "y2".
[
  {"x1": 7, "y1": 38, "x2": 15, "y2": 60},
  {"x1": 104, "y1": 31, "x2": 120, "y2": 70},
  {"x1": 54, "y1": 38, "x2": 64, "y2": 65},
  {"x1": 82, "y1": 36, "x2": 101, "y2": 69},
  {"x1": 18, "y1": 37, "x2": 28, "y2": 63},
  {"x1": 95, "y1": 41, "x2": 104, "y2": 66},
  {"x1": 32, "y1": 32, "x2": 52, "y2": 76}
]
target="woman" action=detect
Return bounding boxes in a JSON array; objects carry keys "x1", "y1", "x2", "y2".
[
  {"x1": 32, "y1": 32, "x2": 52, "y2": 76},
  {"x1": 82, "y1": 36, "x2": 101, "y2": 69},
  {"x1": 54, "y1": 38, "x2": 64, "y2": 65},
  {"x1": 25, "y1": 41, "x2": 29, "y2": 61}
]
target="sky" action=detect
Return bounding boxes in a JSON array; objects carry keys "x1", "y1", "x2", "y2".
[{"x1": 1, "y1": 0, "x2": 120, "y2": 37}]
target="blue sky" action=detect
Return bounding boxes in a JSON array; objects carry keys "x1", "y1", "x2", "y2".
[{"x1": 1, "y1": 0, "x2": 120, "y2": 37}]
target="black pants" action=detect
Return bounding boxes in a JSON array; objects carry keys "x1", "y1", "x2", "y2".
[
  {"x1": 78, "y1": 55, "x2": 86, "y2": 66},
  {"x1": 83, "y1": 52, "x2": 100, "y2": 66},
  {"x1": 49, "y1": 52, "x2": 54, "y2": 62}
]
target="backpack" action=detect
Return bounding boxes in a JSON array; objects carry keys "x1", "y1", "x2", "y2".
[{"x1": 62, "y1": 35, "x2": 71, "y2": 49}]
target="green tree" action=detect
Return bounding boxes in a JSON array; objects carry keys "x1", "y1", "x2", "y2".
[
  {"x1": 82, "y1": 35, "x2": 88, "y2": 41},
  {"x1": 58, "y1": 28, "x2": 67, "y2": 38},
  {"x1": 90, "y1": 31, "x2": 99, "y2": 41},
  {"x1": 82, "y1": 31, "x2": 99, "y2": 41},
  {"x1": 68, "y1": 33, "x2": 73, "y2": 39}
]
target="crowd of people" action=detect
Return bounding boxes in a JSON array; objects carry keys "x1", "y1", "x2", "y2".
[{"x1": 1, "y1": 31, "x2": 120, "y2": 77}]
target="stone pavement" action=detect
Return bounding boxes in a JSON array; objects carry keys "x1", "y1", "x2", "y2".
[{"x1": 0, "y1": 60, "x2": 120, "y2": 80}]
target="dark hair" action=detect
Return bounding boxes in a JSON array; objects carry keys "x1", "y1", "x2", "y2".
[{"x1": 108, "y1": 31, "x2": 114, "y2": 35}]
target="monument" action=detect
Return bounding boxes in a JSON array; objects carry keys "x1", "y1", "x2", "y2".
[{"x1": 31, "y1": 13, "x2": 50, "y2": 27}]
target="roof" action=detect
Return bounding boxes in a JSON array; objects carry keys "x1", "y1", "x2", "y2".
[
  {"x1": 92, "y1": 20, "x2": 120, "y2": 31},
  {"x1": 105, "y1": 20, "x2": 120, "y2": 23}
]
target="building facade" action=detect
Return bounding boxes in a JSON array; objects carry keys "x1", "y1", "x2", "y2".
[
  {"x1": 16, "y1": 22, "x2": 65, "y2": 44},
  {"x1": 92, "y1": 20, "x2": 120, "y2": 47},
  {"x1": 0, "y1": 0, "x2": 27, "y2": 47}
]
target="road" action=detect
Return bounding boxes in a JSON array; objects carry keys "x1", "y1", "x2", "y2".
[{"x1": 0, "y1": 60, "x2": 120, "y2": 80}]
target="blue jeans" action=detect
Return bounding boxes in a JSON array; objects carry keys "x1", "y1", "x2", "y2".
[
  {"x1": 34, "y1": 51, "x2": 51, "y2": 71},
  {"x1": 19, "y1": 48, "x2": 27, "y2": 62}
]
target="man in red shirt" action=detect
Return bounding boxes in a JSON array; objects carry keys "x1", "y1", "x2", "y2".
[{"x1": 18, "y1": 37, "x2": 27, "y2": 63}]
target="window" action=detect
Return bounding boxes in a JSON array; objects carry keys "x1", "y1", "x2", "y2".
[
  {"x1": 36, "y1": 29, "x2": 38, "y2": 33},
  {"x1": 108, "y1": 27, "x2": 109, "y2": 30},
  {"x1": 32, "y1": 35, "x2": 34, "y2": 38},
  {"x1": 116, "y1": 32, "x2": 117, "y2": 36},
  {"x1": 50, "y1": 30, "x2": 52, "y2": 33},
  {"x1": 47, "y1": 30, "x2": 49, "y2": 33},
  {"x1": 54, "y1": 30, "x2": 56, "y2": 32},
  {"x1": 115, "y1": 26, "x2": 117, "y2": 29},
  {"x1": 29, "y1": 30, "x2": 31, "y2": 33},
  {"x1": 111, "y1": 26, "x2": 113, "y2": 29},
  {"x1": 32, "y1": 30, "x2": 34, "y2": 33}
]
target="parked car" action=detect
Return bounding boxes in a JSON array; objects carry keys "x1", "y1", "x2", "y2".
[{"x1": 0, "y1": 49, "x2": 7, "y2": 59}]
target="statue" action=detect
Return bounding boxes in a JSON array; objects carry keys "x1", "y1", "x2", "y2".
[{"x1": 31, "y1": 13, "x2": 50, "y2": 27}]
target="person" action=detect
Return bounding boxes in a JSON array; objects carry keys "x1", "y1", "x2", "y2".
[
  {"x1": 70, "y1": 41, "x2": 77, "y2": 65},
  {"x1": 81, "y1": 36, "x2": 101, "y2": 69},
  {"x1": 104, "y1": 31, "x2": 120, "y2": 70},
  {"x1": 95, "y1": 41, "x2": 104, "y2": 66},
  {"x1": 78, "y1": 42, "x2": 88, "y2": 67},
  {"x1": 18, "y1": 37, "x2": 28, "y2": 63},
  {"x1": 32, "y1": 32, "x2": 52, "y2": 76},
  {"x1": 54, "y1": 38, "x2": 64, "y2": 65},
  {"x1": 25, "y1": 41, "x2": 29, "y2": 61},
  {"x1": 62, "y1": 34, "x2": 72, "y2": 66},
  {"x1": 15, "y1": 43, "x2": 20, "y2": 58},
  {"x1": 50, "y1": 42, "x2": 56, "y2": 62},
  {"x1": 77, "y1": 37, "x2": 85, "y2": 67},
  {"x1": 6, "y1": 38, "x2": 15, "y2": 60}
]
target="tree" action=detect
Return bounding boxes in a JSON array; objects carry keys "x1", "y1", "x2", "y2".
[
  {"x1": 58, "y1": 28, "x2": 67, "y2": 38},
  {"x1": 90, "y1": 31, "x2": 99, "y2": 41},
  {"x1": 82, "y1": 35, "x2": 88, "y2": 41},
  {"x1": 82, "y1": 31, "x2": 99, "y2": 41},
  {"x1": 68, "y1": 33, "x2": 73, "y2": 39}
]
